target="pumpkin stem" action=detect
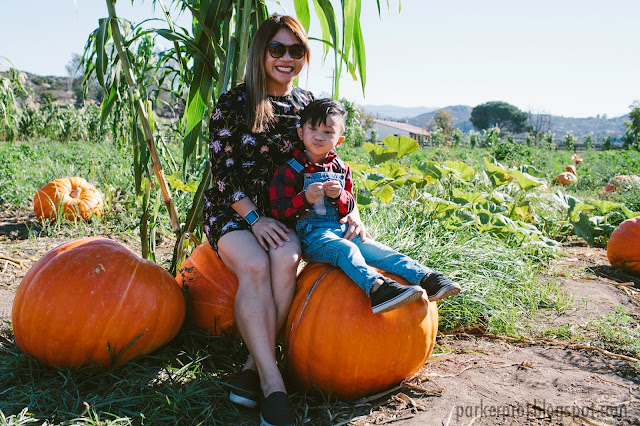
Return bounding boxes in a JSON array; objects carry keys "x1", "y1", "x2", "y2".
[{"x1": 70, "y1": 188, "x2": 82, "y2": 198}]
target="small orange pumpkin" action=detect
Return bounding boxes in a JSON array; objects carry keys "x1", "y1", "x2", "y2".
[
  {"x1": 565, "y1": 165, "x2": 577, "y2": 175},
  {"x1": 285, "y1": 263, "x2": 438, "y2": 401},
  {"x1": 33, "y1": 177, "x2": 103, "y2": 221},
  {"x1": 607, "y1": 216, "x2": 640, "y2": 274},
  {"x1": 176, "y1": 242, "x2": 239, "y2": 335},
  {"x1": 571, "y1": 153, "x2": 583, "y2": 165},
  {"x1": 556, "y1": 171, "x2": 578, "y2": 185},
  {"x1": 12, "y1": 237, "x2": 186, "y2": 368},
  {"x1": 603, "y1": 175, "x2": 640, "y2": 193}
]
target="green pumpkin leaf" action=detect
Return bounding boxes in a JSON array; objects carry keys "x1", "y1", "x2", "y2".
[
  {"x1": 484, "y1": 157, "x2": 512, "y2": 187},
  {"x1": 572, "y1": 212, "x2": 596, "y2": 245},
  {"x1": 510, "y1": 169, "x2": 545, "y2": 191},
  {"x1": 381, "y1": 135, "x2": 420, "y2": 158},
  {"x1": 377, "y1": 162, "x2": 407, "y2": 179},
  {"x1": 573, "y1": 202, "x2": 595, "y2": 213},
  {"x1": 511, "y1": 204, "x2": 532, "y2": 221},
  {"x1": 413, "y1": 161, "x2": 444, "y2": 180},
  {"x1": 373, "y1": 184, "x2": 394, "y2": 203},
  {"x1": 445, "y1": 161, "x2": 475, "y2": 181},
  {"x1": 356, "y1": 192, "x2": 373, "y2": 207},
  {"x1": 589, "y1": 199, "x2": 623, "y2": 214},
  {"x1": 363, "y1": 142, "x2": 397, "y2": 165},
  {"x1": 518, "y1": 164, "x2": 547, "y2": 179}
]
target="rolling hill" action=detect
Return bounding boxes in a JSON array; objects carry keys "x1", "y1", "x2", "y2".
[{"x1": 362, "y1": 104, "x2": 628, "y2": 139}]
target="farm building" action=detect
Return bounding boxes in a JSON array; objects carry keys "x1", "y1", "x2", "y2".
[{"x1": 371, "y1": 119, "x2": 430, "y2": 144}]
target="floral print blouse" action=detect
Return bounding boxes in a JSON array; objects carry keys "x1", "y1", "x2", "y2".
[{"x1": 203, "y1": 83, "x2": 314, "y2": 250}]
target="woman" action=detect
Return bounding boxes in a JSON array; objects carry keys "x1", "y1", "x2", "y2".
[{"x1": 203, "y1": 15, "x2": 367, "y2": 426}]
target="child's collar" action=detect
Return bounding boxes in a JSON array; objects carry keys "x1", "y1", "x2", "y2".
[{"x1": 294, "y1": 149, "x2": 338, "y2": 166}]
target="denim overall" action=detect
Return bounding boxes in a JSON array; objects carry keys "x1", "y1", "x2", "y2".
[{"x1": 289, "y1": 158, "x2": 433, "y2": 295}]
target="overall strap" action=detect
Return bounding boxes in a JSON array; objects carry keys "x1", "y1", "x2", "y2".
[
  {"x1": 287, "y1": 158, "x2": 304, "y2": 173},
  {"x1": 334, "y1": 157, "x2": 347, "y2": 172}
]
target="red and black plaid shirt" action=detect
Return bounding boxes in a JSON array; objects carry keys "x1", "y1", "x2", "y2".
[{"x1": 269, "y1": 149, "x2": 355, "y2": 226}]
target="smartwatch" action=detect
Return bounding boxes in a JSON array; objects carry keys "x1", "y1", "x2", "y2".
[{"x1": 244, "y1": 209, "x2": 261, "y2": 226}]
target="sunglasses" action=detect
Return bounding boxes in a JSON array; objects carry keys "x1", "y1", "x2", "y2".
[{"x1": 267, "y1": 42, "x2": 307, "y2": 59}]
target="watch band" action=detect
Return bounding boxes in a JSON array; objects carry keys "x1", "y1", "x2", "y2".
[{"x1": 244, "y1": 209, "x2": 261, "y2": 226}]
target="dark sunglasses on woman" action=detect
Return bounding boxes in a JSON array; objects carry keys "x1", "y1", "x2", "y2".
[{"x1": 267, "y1": 42, "x2": 306, "y2": 59}]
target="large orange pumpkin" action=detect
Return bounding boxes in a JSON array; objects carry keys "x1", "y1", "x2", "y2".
[
  {"x1": 176, "y1": 242, "x2": 239, "y2": 335},
  {"x1": 12, "y1": 237, "x2": 186, "y2": 368},
  {"x1": 285, "y1": 263, "x2": 438, "y2": 401},
  {"x1": 607, "y1": 216, "x2": 640, "y2": 274},
  {"x1": 33, "y1": 177, "x2": 103, "y2": 221}
]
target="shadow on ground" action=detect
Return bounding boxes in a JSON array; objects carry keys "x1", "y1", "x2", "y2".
[
  {"x1": 587, "y1": 265, "x2": 640, "y2": 288},
  {"x1": 0, "y1": 205, "x2": 38, "y2": 240}
]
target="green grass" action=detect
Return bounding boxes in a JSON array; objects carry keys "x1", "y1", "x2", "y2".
[{"x1": 362, "y1": 200, "x2": 562, "y2": 336}]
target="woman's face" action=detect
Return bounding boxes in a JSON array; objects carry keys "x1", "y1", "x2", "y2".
[{"x1": 264, "y1": 28, "x2": 306, "y2": 96}]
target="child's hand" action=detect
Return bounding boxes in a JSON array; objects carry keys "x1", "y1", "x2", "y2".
[
  {"x1": 305, "y1": 182, "x2": 325, "y2": 204},
  {"x1": 323, "y1": 180, "x2": 342, "y2": 198}
]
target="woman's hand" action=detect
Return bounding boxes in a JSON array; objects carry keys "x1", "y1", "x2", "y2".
[
  {"x1": 339, "y1": 208, "x2": 370, "y2": 242},
  {"x1": 250, "y1": 216, "x2": 291, "y2": 251}
]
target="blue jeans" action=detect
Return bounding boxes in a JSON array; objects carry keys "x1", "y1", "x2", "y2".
[{"x1": 297, "y1": 219, "x2": 433, "y2": 295}]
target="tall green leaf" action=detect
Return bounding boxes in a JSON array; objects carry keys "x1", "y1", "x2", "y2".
[
  {"x1": 95, "y1": 18, "x2": 111, "y2": 88},
  {"x1": 293, "y1": 0, "x2": 311, "y2": 31}
]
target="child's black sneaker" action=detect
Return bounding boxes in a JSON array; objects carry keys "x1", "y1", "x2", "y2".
[
  {"x1": 420, "y1": 272, "x2": 461, "y2": 301},
  {"x1": 371, "y1": 278, "x2": 425, "y2": 314},
  {"x1": 259, "y1": 391, "x2": 296, "y2": 426},
  {"x1": 229, "y1": 368, "x2": 260, "y2": 409}
]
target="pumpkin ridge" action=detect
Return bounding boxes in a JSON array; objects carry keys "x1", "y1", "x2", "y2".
[
  {"x1": 286, "y1": 265, "x2": 332, "y2": 357},
  {"x1": 89, "y1": 255, "x2": 142, "y2": 363}
]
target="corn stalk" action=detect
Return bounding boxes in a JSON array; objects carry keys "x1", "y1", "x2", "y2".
[{"x1": 106, "y1": 0, "x2": 180, "y2": 235}]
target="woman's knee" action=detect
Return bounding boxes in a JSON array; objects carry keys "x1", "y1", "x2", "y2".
[
  {"x1": 270, "y1": 235, "x2": 301, "y2": 268},
  {"x1": 219, "y1": 234, "x2": 271, "y2": 284},
  {"x1": 239, "y1": 254, "x2": 271, "y2": 284}
]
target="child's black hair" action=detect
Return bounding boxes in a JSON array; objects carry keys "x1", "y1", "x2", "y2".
[{"x1": 299, "y1": 98, "x2": 348, "y2": 130}]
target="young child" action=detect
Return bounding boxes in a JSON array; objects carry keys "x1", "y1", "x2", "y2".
[{"x1": 269, "y1": 98, "x2": 461, "y2": 314}]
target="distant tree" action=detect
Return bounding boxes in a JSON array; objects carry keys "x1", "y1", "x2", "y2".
[
  {"x1": 582, "y1": 133, "x2": 594, "y2": 150},
  {"x1": 451, "y1": 128, "x2": 463, "y2": 147},
  {"x1": 368, "y1": 127, "x2": 379, "y2": 143},
  {"x1": 563, "y1": 131, "x2": 575, "y2": 151},
  {"x1": 470, "y1": 101, "x2": 529, "y2": 133},
  {"x1": 66, "y1": 53, "x2": 101, "y2": 106},
  {"x1": 602, "y1": 136, "x2": 613, "y2": 150},
  {"x1": 623, "y1": 101, "x2": 640, "y2": 150},
  {"x1": 468, "y1": 130, "x2": 479, "y2": 148},
  {"x1": 481, "y1": 127, "x2": 500, "y2": 148},
  {"x1": 542, "y1": 131, "x2": 556, "y2": 150},
  {"x1": 527, "y1": 111, "x2": 551, "y2": 144},
  {"x1": 428, "y1": 127, "x2": 444, "y2": 147},
  {"x1": 340, "y1": 98, "x2": 366, "y2": 147},
  {"x1": 429, "y1": 109, "x2": 454, "y2": 141}
]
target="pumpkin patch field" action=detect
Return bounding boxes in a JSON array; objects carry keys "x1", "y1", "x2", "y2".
[{"x1": 1, "y1": 139, "x2": 639, "y2": 424}]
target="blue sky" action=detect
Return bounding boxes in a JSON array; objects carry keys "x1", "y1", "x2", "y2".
[{"x1": 1, "y1": 0, "x2": 639, "y2": 118}]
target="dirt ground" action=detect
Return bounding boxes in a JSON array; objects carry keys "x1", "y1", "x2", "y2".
[{"x1": 1, "y1": 206, "x2": 639, "y2": 425}]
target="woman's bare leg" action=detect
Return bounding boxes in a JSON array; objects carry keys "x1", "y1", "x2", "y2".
[
  {"x1": 218, "y1": 230, "x2": 284, "y2": 396},
  {"x1": 269, "y1": 231, "x2": 301, "y2": 333},
  {"x1": 224, "y1": 232, "x2": 301, "y2": 380}
]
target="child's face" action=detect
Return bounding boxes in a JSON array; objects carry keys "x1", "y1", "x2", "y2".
[{"x1": 297, "y1": 115, "x2": 346, "y2": 163}]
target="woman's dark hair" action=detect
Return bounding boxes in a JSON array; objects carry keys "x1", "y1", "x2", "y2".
[
  {"x1": 299, "y1": 98, "x2": 348, "y2": 129},
  {"x1": 245, "y1": 14, "x2": 310, "y2": 133}
]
